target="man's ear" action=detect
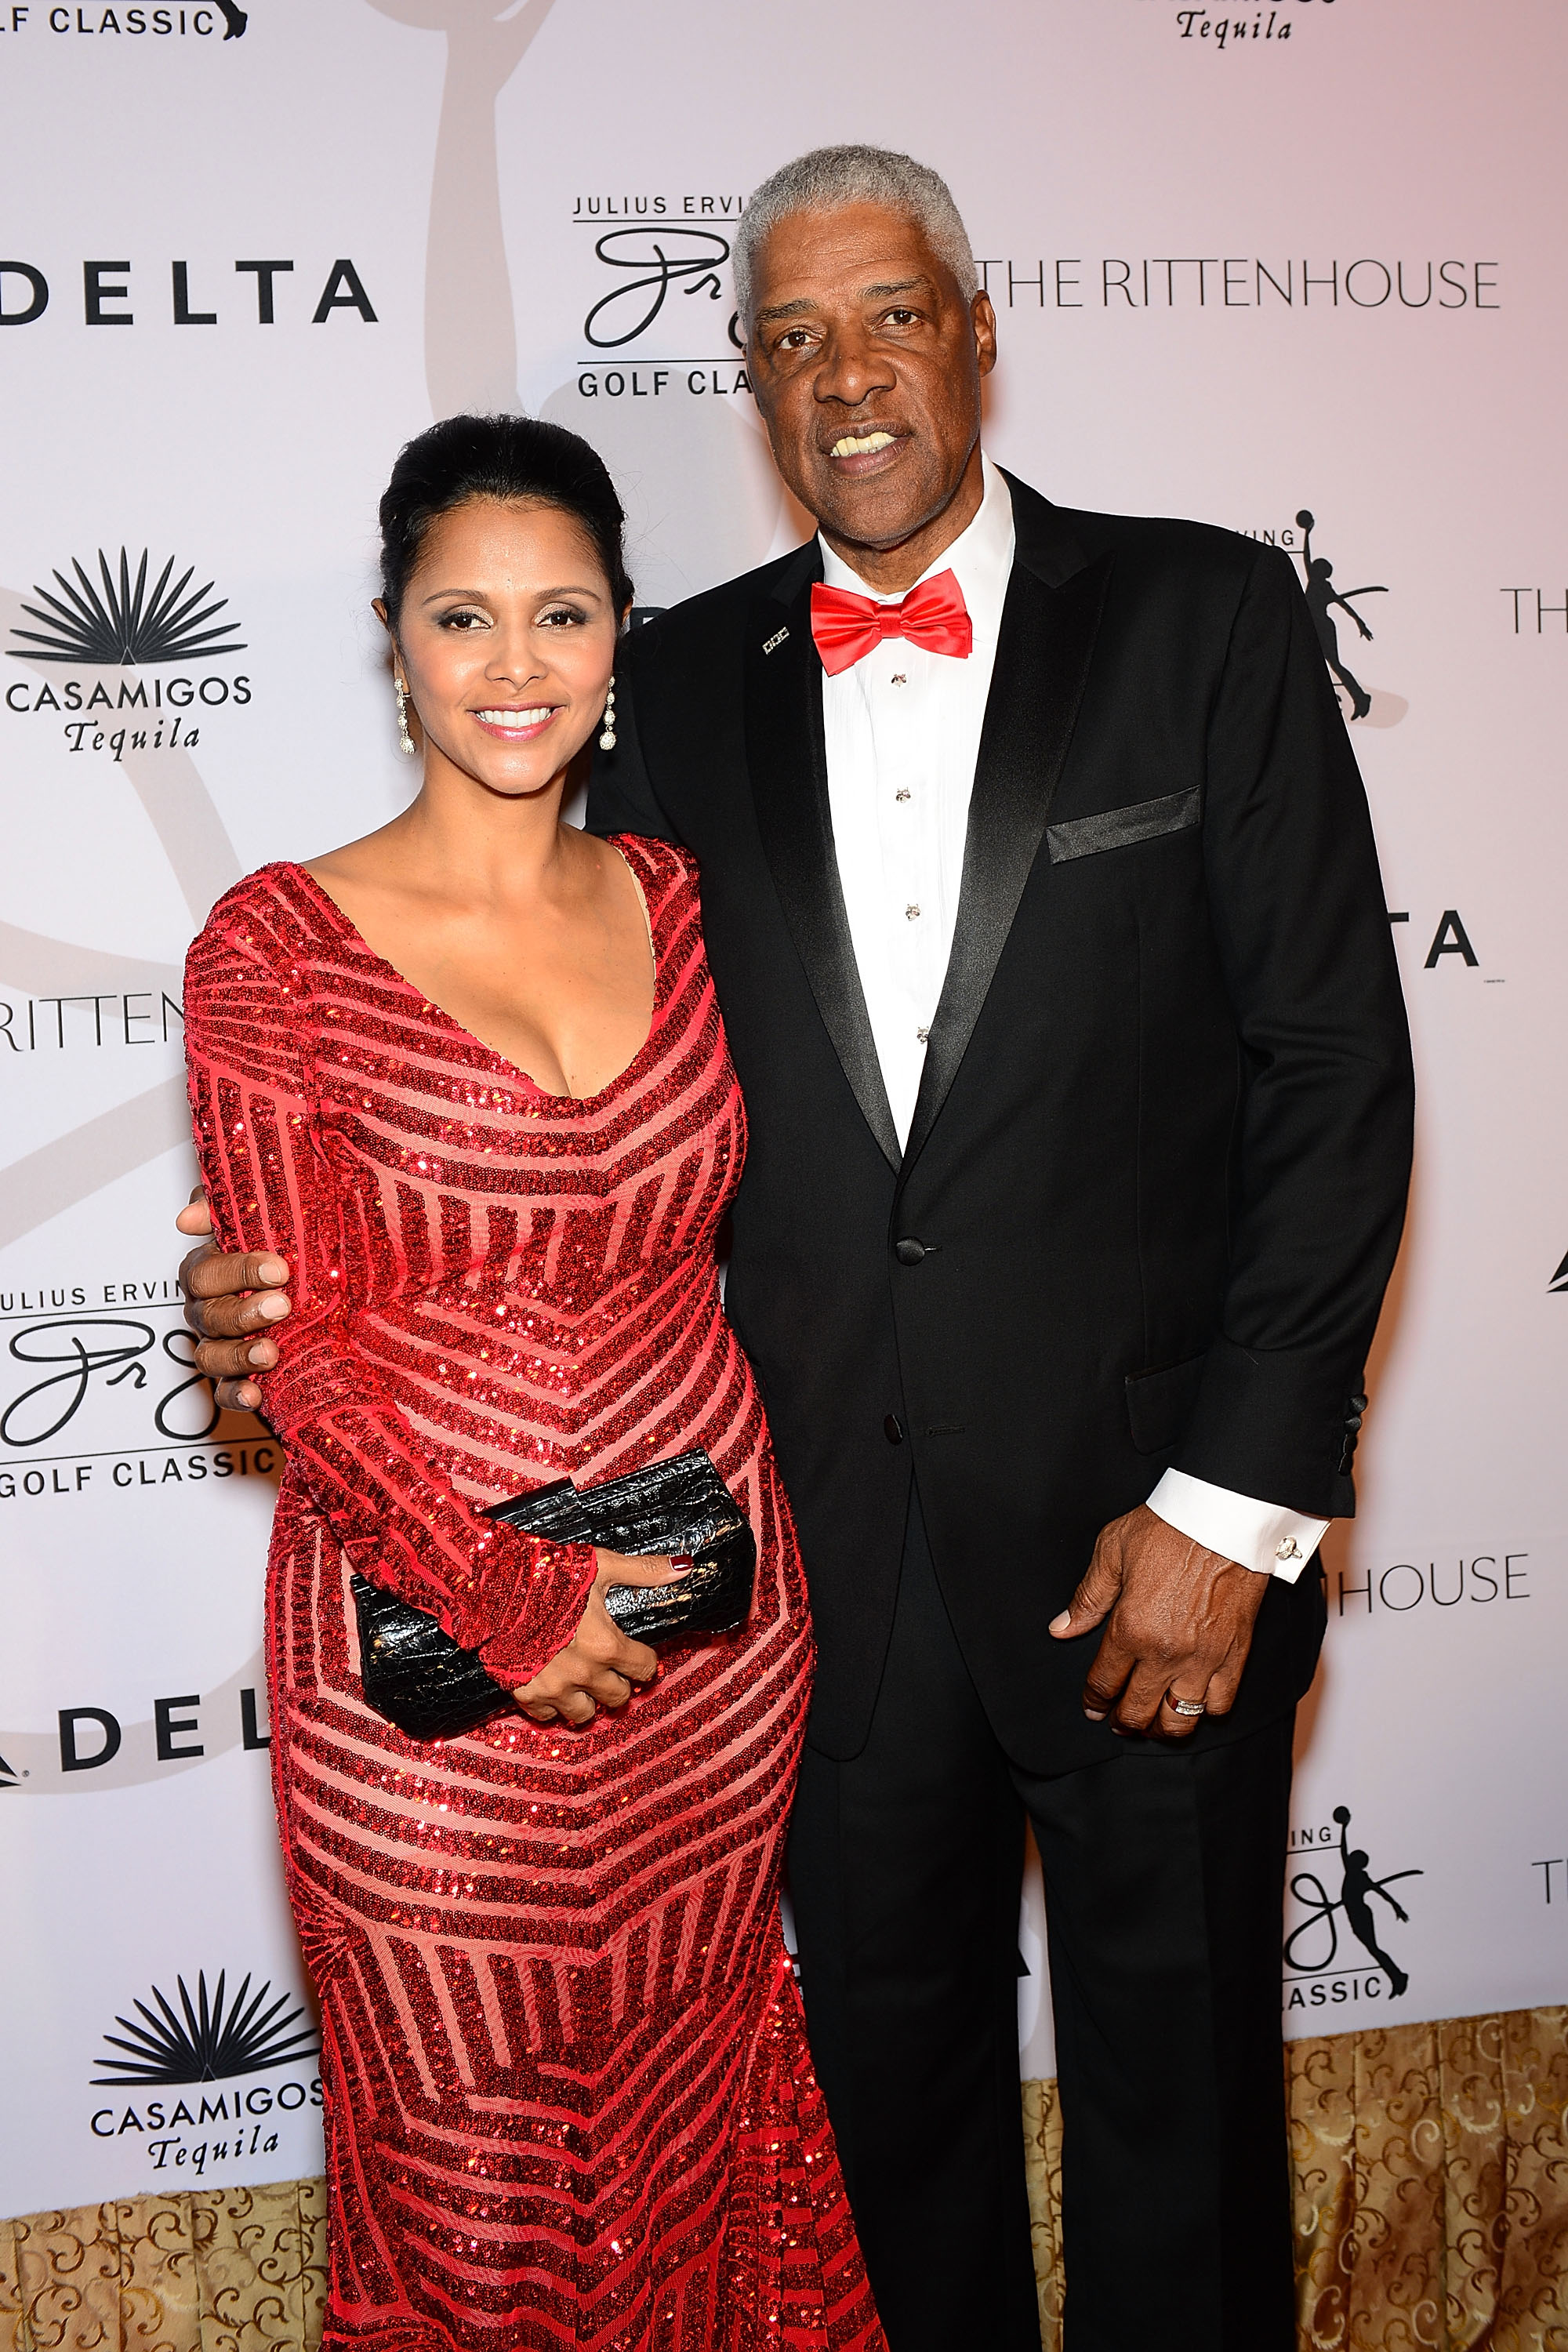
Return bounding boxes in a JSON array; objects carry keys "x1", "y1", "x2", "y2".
[
  {"x1": 743, "y1": 339, "x2": 778, "y2": 423},
  {"x1": 972, "y1": 292, "x2": 998, "y2": 379}
]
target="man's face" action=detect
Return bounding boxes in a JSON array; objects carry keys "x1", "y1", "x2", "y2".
[{"x1": 746, "y1": 201, "x2": 997, "y2": 558}]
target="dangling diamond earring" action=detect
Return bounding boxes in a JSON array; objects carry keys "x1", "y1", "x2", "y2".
[
  {"x1": 598, "y1": 677, "x2": 617, "y2": 753},
  {"x1": 394, "y1": 677, "x2": 416, "y2": 757}
]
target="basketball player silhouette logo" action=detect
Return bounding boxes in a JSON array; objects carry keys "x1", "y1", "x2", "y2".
[
  {"x1": 1331, "y1": 1806, "x2": 1416, "y2": 1996},
  {"x1": 215, "y1": 1, "x2": 248, "y2": 34},
  {"x1": 1295, "y1": 509, "x2": 1387, "y2": 721},
  {"x1": 1284, "y1": 1805, "x2": 1421, "y2": 1997}
]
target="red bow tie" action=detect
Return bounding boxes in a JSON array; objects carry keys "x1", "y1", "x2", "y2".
[{"x1": 809, "y1": 569, "x2": 973, "y2": 676}]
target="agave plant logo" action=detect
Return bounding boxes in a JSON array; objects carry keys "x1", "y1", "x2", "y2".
[
  {"x1": 91, "y1": 1969, "x2": 318, "y2": 2086},
  {"x1": 9, "y1": 550, "x2": 245, "y2": 667}
]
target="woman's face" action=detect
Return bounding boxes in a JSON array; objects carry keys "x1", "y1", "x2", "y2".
[{"x1": 388, "y1": 497, "x2": 619, "y2": 797}]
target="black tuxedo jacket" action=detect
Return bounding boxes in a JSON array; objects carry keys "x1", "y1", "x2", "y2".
[{"x1": 587, "y1": 470, "x2": 1414, "y2": 1773}]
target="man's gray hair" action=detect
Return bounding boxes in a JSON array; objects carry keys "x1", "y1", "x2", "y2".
[{"x1": 732, "y1": 144, "x2": 978, "y2": 325}]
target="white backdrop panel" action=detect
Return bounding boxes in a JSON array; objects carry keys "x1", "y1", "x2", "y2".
[{"x1": 1, "y1": 0, "x2": 1563, "y2": 2212}]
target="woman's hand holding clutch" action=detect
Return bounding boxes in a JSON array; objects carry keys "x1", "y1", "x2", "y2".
[{"x1": 514, "y1": 1549, "x2": 688, "y2": 1727}]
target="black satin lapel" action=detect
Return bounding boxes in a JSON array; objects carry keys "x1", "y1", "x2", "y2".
[
  {"x1": 901, "y1": 552, "x2": 1113, "y2": 1174},
  {"x1": 744, "y1": 578, "x2": 902, "y2": 1171}
]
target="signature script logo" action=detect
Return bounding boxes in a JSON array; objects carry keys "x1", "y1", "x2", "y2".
[
  {"x1": 1, "y1": 1318, "x2": 219, "y2": 1448},
  {"x1": 583, "y1": 228, "x2": 743, "y2": 351}
]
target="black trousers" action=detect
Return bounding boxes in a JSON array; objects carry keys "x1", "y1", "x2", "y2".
[{"x1": 788, "y1": 1497, "x2": 1296, "y2": 2352}]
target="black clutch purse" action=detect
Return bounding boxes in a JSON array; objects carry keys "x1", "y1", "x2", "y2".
[{"x1": 350, "y1": 1448, "x2": 756, "y2": 1741}]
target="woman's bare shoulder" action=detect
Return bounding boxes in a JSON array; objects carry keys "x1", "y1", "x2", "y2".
[{"x1": 299, "y1": 820, "x2": 407, "y2": 892}]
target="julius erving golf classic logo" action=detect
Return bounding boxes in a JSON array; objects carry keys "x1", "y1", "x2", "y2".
[
  {"x1": 1283, "y1": 1805, "x2": 1424, "y2": 2013},
  {"x1": 9, "y1": 549, "x2": 245, "y2": 667},
  {"x1": 92, "y1": 1969, "x2": 316, "y2": 2087}
]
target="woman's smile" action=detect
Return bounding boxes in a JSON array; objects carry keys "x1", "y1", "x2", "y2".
[{"x1": 469, "y1": 702, "x2": 562, "y2": 742}]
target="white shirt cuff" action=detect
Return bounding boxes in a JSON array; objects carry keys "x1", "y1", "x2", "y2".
[{"x1": 1146, "y1": 1468, "x2": 1328, "y2": 1581}]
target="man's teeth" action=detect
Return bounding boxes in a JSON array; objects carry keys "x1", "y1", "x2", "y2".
[
  {"x1": 475, "y1": 707, "x2": 552, "y2": 728},
  {"x1": 830, "y1": 431, "x2": 897, "y2": 459}
]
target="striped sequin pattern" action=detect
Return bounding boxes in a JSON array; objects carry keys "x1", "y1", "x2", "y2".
[{"x1": 184, "y1": 842, "x2": 884, "y2": 2351}]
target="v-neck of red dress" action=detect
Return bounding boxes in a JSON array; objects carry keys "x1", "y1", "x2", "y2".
[{"x1": 281, "y1": 841, "x2": 669, "y2": 1110}]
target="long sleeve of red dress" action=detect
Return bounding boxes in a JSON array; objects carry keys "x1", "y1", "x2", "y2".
[{"x1": 183, "y1": 888, "x2": 599, "y2": 1691}]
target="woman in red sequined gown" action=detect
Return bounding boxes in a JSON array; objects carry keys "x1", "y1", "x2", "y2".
[{"x1": 183, "y1": 418, "x2": 884, "y2": 2352}]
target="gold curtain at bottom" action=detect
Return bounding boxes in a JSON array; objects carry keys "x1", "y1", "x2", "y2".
[
  {"x1": 0, "y1": 2180, "x2": 327, "y2": 2352},
  {"x1": 1023, "y1": 2005, "x2": 1568, "y2": 2352},
  {"x1": 1283, "y1": 2005, "x2": 1568, "y2": 2352},
  {"x1": 5, "y1": 2009, "x2": 1566, "y2": 2352}
]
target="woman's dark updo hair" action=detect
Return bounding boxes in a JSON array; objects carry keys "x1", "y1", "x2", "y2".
[{"x1": 378, "y1": 413, "x2": 633, "y2": 628}]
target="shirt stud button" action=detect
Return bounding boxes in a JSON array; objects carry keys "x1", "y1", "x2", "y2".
[
  {"x1": 891, "y1": 673, "x2": 907, "y2": 685},
  {"x1": 916, "y1": 1026, "x2": 929, "y2": 1044},
  {"x1": 905, "y1": 903, "x2": 921, "y2": 920},
  {"x1": 895, "y1": 788, "x2": 911, "y2": 802}
]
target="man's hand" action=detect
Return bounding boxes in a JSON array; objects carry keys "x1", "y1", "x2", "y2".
[
  {"x1": 1048, "y1": 1504, "x2": 1268, "y2": 1740},
  {"x1": 176, "y1": 1188, "x2": 292, "y2": 1412},
  {"x1": 513, "y1": 1550, "x2": 688, "y2": 1728}
]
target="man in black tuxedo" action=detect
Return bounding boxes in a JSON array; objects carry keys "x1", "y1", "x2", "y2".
[{"x1": 181, "y1": 147, "x2": 1412, "y2": 2350}]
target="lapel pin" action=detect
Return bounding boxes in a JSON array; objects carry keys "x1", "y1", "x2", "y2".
[{"x1": 761, "y1": 626, "x2": 789, "y2": 655}]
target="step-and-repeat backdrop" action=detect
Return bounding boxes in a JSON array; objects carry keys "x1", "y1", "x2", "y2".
[{"x1": 1, "y1": 0, "x2": 1563, "y2": 2214}]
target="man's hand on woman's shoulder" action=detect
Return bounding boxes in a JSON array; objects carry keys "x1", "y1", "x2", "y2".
[{"x1": 176, "y1": 1188, "x2": 292, "y2": 1412}]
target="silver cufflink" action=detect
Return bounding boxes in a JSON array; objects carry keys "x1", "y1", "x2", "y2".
[{"x1": 1276, "y1": 1536, "x2": 1301, "y2": 1561}]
